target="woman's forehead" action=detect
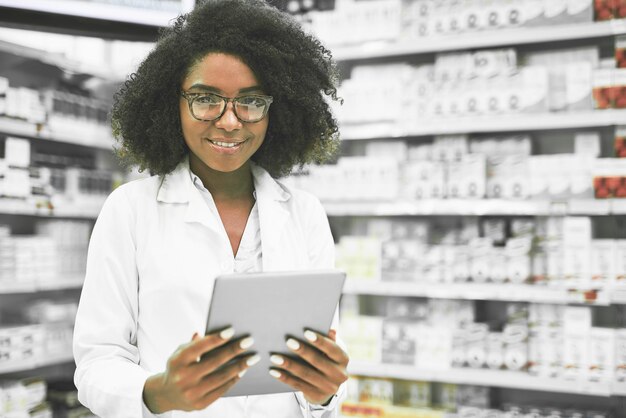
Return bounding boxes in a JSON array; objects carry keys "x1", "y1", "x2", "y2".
[{"x1": 183, "y1": 53, "x2": 261, "y2": 93}]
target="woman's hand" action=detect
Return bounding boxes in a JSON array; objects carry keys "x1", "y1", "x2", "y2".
[
  {"x1": 142, "y1": 328, "x2": 259, "y2": 413},
  {"x1": 268, "y1": 329, "x2": 349, "y2": 406}
]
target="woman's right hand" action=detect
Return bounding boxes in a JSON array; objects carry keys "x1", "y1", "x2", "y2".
[{"x1": 142, "y1": 327, "x2": 258, "y2": 413}]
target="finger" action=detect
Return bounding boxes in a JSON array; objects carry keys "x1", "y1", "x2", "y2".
[
  {"x1": 302, "y1": 330, "x2": 349, "y2": 365},
  {"x1": 191, "y1": 336, "x2": 257, "y2": 380},
  {"x1": 268, "y1": 368, "x2": 327, "y2": 403},
  {"x1": 193, "y1": 373, "x2": 241, "y2": 411},
  {"x1": 286, "y1": 337, "x2": 348, "y2": 383},
  {"x1": 177, "y1": 327, "x2": 236, "y2": 366},
  {"x1": 269, "y1": 354, "x2": 336, "y2": 394},
  {"x1": 188, "y1": 355, "x2": 251, "y2": 400}
]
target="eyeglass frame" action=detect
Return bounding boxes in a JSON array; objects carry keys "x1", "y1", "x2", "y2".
[{"x1": 180, "y1": 91, "x2": 274, "y2": 123}]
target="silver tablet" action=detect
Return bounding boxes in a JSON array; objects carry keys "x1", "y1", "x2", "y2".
[{"x1": 205, "y1": 269, "x2": 346, "y2": 397}]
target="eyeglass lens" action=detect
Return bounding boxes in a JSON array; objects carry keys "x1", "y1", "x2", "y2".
[{"x1": 192, "y1": 94, "x2": 269, "y2": 122}]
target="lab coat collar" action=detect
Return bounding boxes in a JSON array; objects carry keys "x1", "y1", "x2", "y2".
[
  {"x1": 156, "y1": 157, "x2": 291, "y2": 204},
  {"x1": 156, "y1": 157, "x2": 292, "y2": 264}
]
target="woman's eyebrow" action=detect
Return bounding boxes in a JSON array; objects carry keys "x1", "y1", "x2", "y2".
[{"x1": 187, "y1": 83, "x2": 263, "y2": 93}]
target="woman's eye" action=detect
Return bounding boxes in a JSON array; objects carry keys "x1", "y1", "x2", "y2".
[
  {"x1": 196, "y1": 95, "x2": 221, "y2": 105},
  {"x1": 239, "y1": 97, "x2": 264, "y2": 107}
]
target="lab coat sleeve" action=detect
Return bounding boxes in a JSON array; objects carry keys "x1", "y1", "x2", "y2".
[
  {"x1": 73, "y1": 186, "x2": 154, "y2": 418},
  {"x1": 295, "y1": 195, "x2": 347, "y2": 418}
]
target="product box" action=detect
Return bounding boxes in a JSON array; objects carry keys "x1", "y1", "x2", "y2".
[
  {"x1": 456, "y1": 385, "x2": 490, "y2": 409},
  {"x1": 592, "y1": 68, "x2": 614, "y2": 109},
  {"x1": 393, "y1": 379, "x2": 431, "y2": 408},
  {"x1": 340, "y1": 315, "x2": 383, "y2": 363},
  {"x1": 465, "y1": 323, "x2": 489, "y2": 368},
  {"x1": 588, "y1": 328, "x2": 615, "y2": 382},
  {"x1": 562, "y1": 217, "x2": 592, "y2": 284},
  {"x1": 590, "y1": 240, "x2": 616, "y2": 285},
  {"x1": 566, "y1": 62, "x2": 594, "y2": 111},
  {"x1": 574, "y1": 132, "x2": 601, "y2": 158},
  {"x1": 486, "y1": 332, "x2": 504, "y2": 370},
  {"x1": 616, "y1": 35, "x2": 626, "y2": 69},
  {"x1": 503, "y1": 323, "x2": 529, "y2": 371},
  {"x1": 415, "y1": 324, "x2": 453, "y2": 370},
  {"x1": 452, "y1": 327, "x2": 467, "y2": 367},
  {"x1": 563, "y1": 332, "x2": 590, "y2": 380},
  {"x1": 335, "y1": 236, "x2": 382, "y2": 281},
  {"x1": 515, "y1": 66, "x2": 550, "y2": 113},
  {"x1": 593, "y1": 158, "x2": 626, "y2": 198},
  {"x1": 382, "y1": 317, "x2": 419, "y2": 365},
  {"x1": 447, "y1": 154, "x2": 486, "y2": 199},
  {"x1": 357, "y1": 377, "x2": 394, "y2": 405},
  {"x1": 615, "y1": 240, "x2": 626, "y2": 285},
  {"x1": 615, "y1": 328, "x2": 626, "y2": 382},
  {"x1": 594, "y1": 0, "x2": 616, "y2": 20}
]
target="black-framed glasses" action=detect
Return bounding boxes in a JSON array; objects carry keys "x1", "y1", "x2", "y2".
[{"x1": 181, "y1": 91, "x2": 273, "y2": 123}]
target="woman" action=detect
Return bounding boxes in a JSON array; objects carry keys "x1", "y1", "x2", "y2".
[{"x1": 72, "y1": 1, "x2": 348, "y2": 417}]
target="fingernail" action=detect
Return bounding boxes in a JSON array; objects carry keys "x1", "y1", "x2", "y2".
[
  {"x1": 270, "y1": 355, "x2": 284, "y2": 366},
  {"x1": 269, "y1": 369, "x2": 282, "y2": 379},
  {"x1": 304, "y1": 330, "x2": 317, "y2": 342},
  {"x1": 220, "y1": 327, "x2": 235, "y2": 340},
  {"x1": 238, "y1": 369, "x2": 247, "y2": 378},
  {"x1": 240, "y1": 337, "x2": 255, "y2": 350},
  {"x1": 246, "y1": 354, "x2": 261, "y2": 367},
  {"x1": 286, "y1": 338, "x2": 300, "y2": 351},
  {"x1": 192, "y1": 332, "x2": 199, "y2": 340}
]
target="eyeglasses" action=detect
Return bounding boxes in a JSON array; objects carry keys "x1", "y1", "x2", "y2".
[{"x1": 181, "y1": 91, "x2": 273, "y2": 123}]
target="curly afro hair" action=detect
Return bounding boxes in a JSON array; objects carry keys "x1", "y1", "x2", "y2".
[{"x1": 111, "y1": 0, "x2": 341, "y2": 178}]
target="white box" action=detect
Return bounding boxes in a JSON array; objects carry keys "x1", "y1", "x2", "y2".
[
  {"x1": 588, "y1": 328, "x2": 615, "y2": 383},
  {"x1": 5, "y1": 137, "x2": 30, "y2": 168},
  {"x1": 615, "y1": 329, "x2": 626, "y2": 382},
  {"x1": 590, "y1": 240, "x2": 616, "y2": 285}
]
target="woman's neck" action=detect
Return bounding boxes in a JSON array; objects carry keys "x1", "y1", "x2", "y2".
[{"x1": 189, "y1": 154, "x2": 254, "y2": 201}]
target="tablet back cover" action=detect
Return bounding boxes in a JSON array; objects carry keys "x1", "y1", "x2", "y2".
[{"x1": 205, "y1": 269, "x2": 345, "y2": 397}]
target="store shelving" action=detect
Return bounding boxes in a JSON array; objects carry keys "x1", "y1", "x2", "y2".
[
  {"x1": 0, "y1": 197, "x2": 102, "y2": 219},
  {"x1": 0, "y1": 351, "x2": 74, "y2": 375},
  {"x1": 322, "y1": 199, "x2": 619, "y2": 217},
  {"x1": 339, "y1": 110, "x2": 626, "y2": 140},
  {"x1": 0, "y1": 116, "x2": 114, "y2": 150},
  {"x1": 0, "y1": 276, "x2": 84, "y2": 294},
  {"x1": 333, "y1": 20, "x2": 626, "y2": 61},
  {"x1": 343, "y1": 280, "x2": 622, "y2": 306},
  {"x1": 0, "y1": 0, "x2": 192, "y2": 27},
  {"x1": 347, "y1": 362, "x2": 620, "y2": 397}
]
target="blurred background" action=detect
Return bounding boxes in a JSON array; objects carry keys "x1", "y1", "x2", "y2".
[{"x1": 0, "y1": 0, "x2": 625, "y2": 417}]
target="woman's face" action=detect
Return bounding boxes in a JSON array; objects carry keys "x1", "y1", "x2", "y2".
[{"x1": 180, "y1": 53, "x2": 269, "y2": 174}]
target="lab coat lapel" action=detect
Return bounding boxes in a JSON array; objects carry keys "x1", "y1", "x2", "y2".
[
  {"x1": 156, "y1": 158, "x2": 222, "y2": 233},
  {"x1": 252, "y1": 164, "x2": 291, "y2": 272}
]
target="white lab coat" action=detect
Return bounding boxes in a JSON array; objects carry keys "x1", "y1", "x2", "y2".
[{"x1": 73, "y1": 158, "x2": 344, "y2": 418}]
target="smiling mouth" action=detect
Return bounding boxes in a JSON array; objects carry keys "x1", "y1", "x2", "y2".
[{"x1": 206, "y1": 139, "x2": 246, "y2": 148}]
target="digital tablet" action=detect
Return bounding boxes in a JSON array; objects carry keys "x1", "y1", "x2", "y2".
[{"x1": 205, "y1": 269, "x2": 346, "y2": 397}]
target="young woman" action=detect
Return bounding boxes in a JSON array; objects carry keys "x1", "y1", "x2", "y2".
[{"x1": 72, "y1": 1, "x2": 348, "y2": 417}]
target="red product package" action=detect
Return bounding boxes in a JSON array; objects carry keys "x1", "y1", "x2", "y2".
[{"x1": 595, "y1": 0, "x2": 616, "y2": 20}]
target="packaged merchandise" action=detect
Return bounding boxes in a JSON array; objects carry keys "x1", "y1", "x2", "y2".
[
  {"x1": 382, "y1": 317, "x2": 419, "y2": 365},
  {"x1": 340, "y1": 315, "x2": 384, "y2": 363},
  {"x1": 593, "y1": 158, "x2": 626, "y2": 198},
  {"x1": 594, "y1": 0, "x2": 616, "y2": 20},
  {"x1": 356, "y1": 377, "x2": 394, "y2": 405},
  {"x1": 588, "y1": 328, "x2": 615, "y2": 382},
  {"x1": 574, "y1": 132, "x2": 601, "y2": 158},
  {"x1": 414, "y1": 324, "x2": 454, "y2": 370},
  {"x1": 393, "y1": 379, "x2": 431, "y2": 408},
  {"x1": 335, "y1": 236, "x2": 382, "y2": 281},
  {"x1": 590, "y1": 240, "x2": 616, "y2": 285},
  {"x1": 616, "y1": 328, "x2": 626, "y2": 382},
  {"x1": 465, "y1": 323, "x2": 489, "y2": 368}
]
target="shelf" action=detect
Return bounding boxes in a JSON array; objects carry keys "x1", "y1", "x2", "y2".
[
  {"x1": 333, "y1": 20, "x2": 625, "y2": 61},
  {"x1": 0, "y1": 350, "x2": 74, "y2": 375},
  {"x1": 0, "y1": 0, "x2": 189, "y2": 27},
  {"x1": 323, "y1": 199, "x2": 618, "y2": 217},
  {"x1": 343, "y1": 280, "x2": 621, "y2": 306},
  {"x1": 0, "y1": 276, "x2": 84, "y2": 294},
  {"x1": 0, "y1": 197, "x2": 102, "y2": 219},
  {"x1": 339, "y1": 110, "x2": 626, "y2": 140},
  {"x1": 348, "y1": 362, "x2": 616, "y2": 397},
  {"x1": 0, "y1": 116, "x2": 114, "y2": 150}
]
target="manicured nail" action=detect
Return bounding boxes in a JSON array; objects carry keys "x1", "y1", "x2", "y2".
[
  {"x1": 286, "y1": 338, "x2": 300, "y2": 351},
  {"x1": 246, "y1": 354, "x2": 261, "y2": 367},
  {"x1": 220, "y1": 327, "x2": 235, "y2": 340},
  {"x1": 304, "y1": 330, "x2": 317, "y2": 342},
  {"x1": 192, "y1": 332, "x2": 199, "y2": 340},
  {"x1": 270, "y1": 355, "x2": 284, "y2": 366},
  {"x1": 269, "y1": 369, "x2": 282, "y2": 379},
  {"x1": 238, "y1": 369, "x2": 247, "y2": 378},
  {"x1": 240, "y1": 337, "x2": 254, "y2": 349}
]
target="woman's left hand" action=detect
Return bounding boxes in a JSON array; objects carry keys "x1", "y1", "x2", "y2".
[{"x1": 268, "y1": 329, "x2": 349, "y2": 406}]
